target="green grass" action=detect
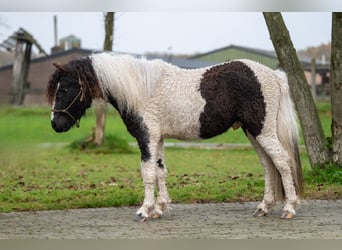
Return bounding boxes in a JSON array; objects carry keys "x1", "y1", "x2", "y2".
[
  {"x1": 0, "y1": 145, "x2": 277, "y2": 212},
  {"x1": 0, "y1": 102, "x2": 340, "y2": 212}
]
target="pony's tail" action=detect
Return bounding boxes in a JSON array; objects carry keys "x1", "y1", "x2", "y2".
[{"x1": 274, "y1": 70, "x2": 304, "y2": 201}]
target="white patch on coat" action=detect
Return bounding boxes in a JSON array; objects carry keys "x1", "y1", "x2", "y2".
[{"x1": 50, "y1": 82, "x2": 60, "y2": 121}]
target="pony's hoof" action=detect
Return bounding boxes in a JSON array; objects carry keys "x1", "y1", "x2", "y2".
[
  {"x1": 151, "y1": 211, "x2": 162, "y2": 219},
  {"x1": 135, "y1": 213, "x2": 149, "y2": 222},
  {"x1": 253, "y1": 209, "x2": 267, "y2": 217},
  {"x1": 280, "y1": 211, "x2": 295, "y2": 219},
  {"x1": 135, "y1": 206, "x2": 152, "y2": 222}
]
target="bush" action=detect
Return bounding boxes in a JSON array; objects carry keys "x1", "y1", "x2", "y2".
[
  {"x1": 305, "y1": 163, "x2": 342, "y2": 185},
  {"x1": 69, "y1": 134, "x2": 134, "y2": 154}
]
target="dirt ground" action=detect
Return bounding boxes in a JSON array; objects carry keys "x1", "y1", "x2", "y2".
[{"x1": 0, "y1": 200, "x2": 341, "y2": 239}]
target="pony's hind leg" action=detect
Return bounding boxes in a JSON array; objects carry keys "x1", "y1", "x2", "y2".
[
  {"x1": 152, "y1": 140, "x2": 172, "y2": 218},
  {"x1": 256, "y1": 134, "x2": 299, "y2": 219},
  {"x1": 247, "y1": 132, "x2": 278, "y2": 217}
]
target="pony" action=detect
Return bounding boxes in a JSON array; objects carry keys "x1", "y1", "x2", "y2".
[{"x1": 47, "y1": 52, "x2": 304, "y2": 221}]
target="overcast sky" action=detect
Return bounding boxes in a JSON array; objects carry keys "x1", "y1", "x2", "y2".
[{"x1": 0, "y1": 12, "x2": 332, "y2": 56}]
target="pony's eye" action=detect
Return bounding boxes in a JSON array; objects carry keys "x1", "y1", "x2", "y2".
[{"x1": 61, "y1": 88, "x2": 68, "y2": 93}]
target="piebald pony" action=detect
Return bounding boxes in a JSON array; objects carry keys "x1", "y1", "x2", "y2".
[{"x1": 47, "y1": 53, "x2": 303, "y2": 221}]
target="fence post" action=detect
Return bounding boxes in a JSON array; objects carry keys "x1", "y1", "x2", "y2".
[{"x1": 311, "y1": 57, "x2": 317, "y2": 101}]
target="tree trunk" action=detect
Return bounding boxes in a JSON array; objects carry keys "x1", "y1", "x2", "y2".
[
  {"x1": 104, "y1": 12, "x2": 114, "y2": 51},
  {"x1": 263, "y1": 12, "x2": 331, "y2": 168},
  {"x1": 94, "y1": 12, "x2": 115, "y2": 145},
  {"x1": 330, "y1": 12, "x2": 342, "y2": 166},
  {"x1": 93, "y1": 99, "x2": 106, "y2": 145}
]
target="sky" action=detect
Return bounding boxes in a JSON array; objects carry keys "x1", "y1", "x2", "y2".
[{"x1": 0, "y1": 12, "x2": 332, "y2": 56}]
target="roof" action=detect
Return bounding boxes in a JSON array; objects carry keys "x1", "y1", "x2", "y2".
[
  {"x1": 0, "y1": 48, "x2": 217, "y2": 72},
  {"x1": 0, "y1": 48, "x2": 93, "y2": 72},
  {"x1": 191, "y1": 44, "x2": 277, "y2": 60},
  {"x1": 145, "y1": 55, "x2": 217, "y2": 69},
  {"x1": 30, "y1": 47, "x2": 93, "y2": 63},
  {"x1": 0, "y1": 45, "x2": 329, "y2": 73},
  {"x1": 191, "y1": 44, "x2": 330, "y2": 71},
  {"x1": 60, "y1": 35, "x2": 81, "y2": 42}
]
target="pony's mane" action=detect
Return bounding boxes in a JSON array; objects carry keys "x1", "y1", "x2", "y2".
[
  {"x1": 90, "y1": 53, "x2": 170, "y2": 112},
  {"x1": 47, "y1": 68, "x2": 62, "y2": 105},
  {"x1": 46, "y1": 57, "x2": 103, "y2": 105}
]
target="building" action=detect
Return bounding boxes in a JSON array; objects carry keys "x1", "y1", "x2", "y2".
[
  {"x1": 59, "y1": 35, "x2": 81, "y2": 50},
  {"x1": 191, "y1": 44, "x2": 280, "y2": 69},
  {"x1": 0, "y1": 44, "x2": 331, "y2": 106},
  {"x1": 0, "y1": 51, "x2": 15, "y2": 68},
  {"x1": 0, "y1": 48, "x2": 92, "y2": 105}
]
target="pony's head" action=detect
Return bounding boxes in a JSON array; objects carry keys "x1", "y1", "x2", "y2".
[{"x1": 47, "y1": 59, "x2": 101, "y2": 132}]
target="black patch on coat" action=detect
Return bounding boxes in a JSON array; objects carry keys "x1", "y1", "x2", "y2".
[
  {"x1": 107, "y1": 94, "x2": 151, "y2": 162},
  {"x1": 157, "y1": 159, "x2": 164, "y2": 169},
  {"x1": 199, "y1": 61, "x2": 266, "y2": 138}
]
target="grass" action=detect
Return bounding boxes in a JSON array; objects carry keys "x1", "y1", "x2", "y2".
[{"x1": 0, "y1": 102, "x2": 340, "y2": 212}]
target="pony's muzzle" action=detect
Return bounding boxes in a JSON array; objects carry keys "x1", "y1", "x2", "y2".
[
  {"x1": 51, "y1": 120, "x2": 63, "y2": 132},
  {"x1": 51, "y1": 119, "x2": 71, "y2": 133}
]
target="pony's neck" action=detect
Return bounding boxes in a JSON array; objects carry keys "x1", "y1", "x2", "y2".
[{"x1": 91, "y1": 53, "x2": 169, "y2": 113}]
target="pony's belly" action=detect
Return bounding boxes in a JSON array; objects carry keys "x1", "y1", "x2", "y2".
[
  {"x1": 160, "y1": 102, "x2": 204, "y2": 140},
  {"x1": 162, "y1": 124, "x2": 202, "y2": 140}
]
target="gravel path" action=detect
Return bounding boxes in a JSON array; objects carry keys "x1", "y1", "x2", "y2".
[{"x1": 0, "y1": 200, "x2": 341, "y2": 239}]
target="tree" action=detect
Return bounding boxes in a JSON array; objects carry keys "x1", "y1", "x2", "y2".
[
  {"x1": 330, "y1": 12, "x2": 342, "y2": 165},
  {"x1": 297, "y1": 43, "x2": 331, "y2": 63},
  {"x1": 263, "y1": 12, "x2": 331, "y2": 168},
  {"x1": 93, "y1": 12, "x2": 115, "y2": 145}
]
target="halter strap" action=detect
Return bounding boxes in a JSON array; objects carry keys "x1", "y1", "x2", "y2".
[
  {"x1": 51, "y1": 89, "x2": 82, "y2": 127},
  {"x1": 77, "y1": 69, "x2": 87, "y2": 102},
  {"x1": 51, "y1": 70, "x2": 86, "y2": 128}
]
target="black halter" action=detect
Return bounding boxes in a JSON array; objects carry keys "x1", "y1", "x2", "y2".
[{"x1": 51, "y1": 71, "x2": 87, "y2": 128}]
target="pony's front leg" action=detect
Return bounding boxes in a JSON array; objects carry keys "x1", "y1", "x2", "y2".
[
  {"x1": 152, "y1": 158, "x2": 172, "y2": 218},
  {"x1": 152, "y1": 140, "x2": 171, "y2": 218},
  {"x1": 136, "y1": 160, "x2": 156, "y2": 221}
]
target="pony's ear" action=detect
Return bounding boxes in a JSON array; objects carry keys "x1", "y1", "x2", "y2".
[{"x1": 53, "y1": 63, "x2": 66, "y2": 72}]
